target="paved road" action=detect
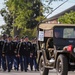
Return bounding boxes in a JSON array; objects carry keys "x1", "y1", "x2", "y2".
[{"x1": 0, "y1": 70, "x2": 75, "y2": 75}]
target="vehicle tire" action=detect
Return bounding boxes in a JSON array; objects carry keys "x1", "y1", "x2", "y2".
[
  {"x1": 39, "y1": 56, "x2": 49, "y2": 75},
  {"x1": 56, "y1": 55, "x2": 68, "y2": 75}
]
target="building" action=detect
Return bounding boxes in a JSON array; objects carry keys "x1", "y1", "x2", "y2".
[{"x1": 45, "y1": 5, "x2": 75, "y2": 24}]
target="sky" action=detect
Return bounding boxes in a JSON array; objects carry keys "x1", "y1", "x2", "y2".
[
  {"x1": 43, "y1": 0, "x2": 75, "y2": 18},
  {"x1": 0, "y1": 0, "x2": 5, "y2": 34},
  {"x1": 0, "y1": 0, "x2": 75, "y2": 34},
  {"x1": 0, "y1": 0, "x2": 5, "y2": 25}
]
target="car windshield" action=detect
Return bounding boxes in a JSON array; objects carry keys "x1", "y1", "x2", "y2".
[{"x1": 54, "y1": 27, "x2": 75, "y2": 39}]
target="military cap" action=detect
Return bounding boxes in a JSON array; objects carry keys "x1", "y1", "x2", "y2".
[
  {"x1": 24, "y1": 35, "x2": 28, "y2": 38},
  {"x1": 21, "y1": 36, "x2": 24, "y2": 39},
  {"x1": 2, "y1": 34, "x2": 7, "y2": 37}
]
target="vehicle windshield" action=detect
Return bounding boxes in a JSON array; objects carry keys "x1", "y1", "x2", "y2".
[{"x1": 54, "y1": 27, "x2": 75, "y2": 39}]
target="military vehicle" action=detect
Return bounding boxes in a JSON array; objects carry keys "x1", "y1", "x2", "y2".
[{"x1": 37, "y1": 23, "x2": 75, "y2": 75}]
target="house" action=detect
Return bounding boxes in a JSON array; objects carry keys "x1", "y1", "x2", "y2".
[{"x1": 45, "y1": 5, "x2": 75, "y2": 24}]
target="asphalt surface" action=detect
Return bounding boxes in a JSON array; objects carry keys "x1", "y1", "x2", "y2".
[
  {"x1": 0, "y1": 69, "x2": 75, "y2": 75},
  {"x1": 0, "y1": 65, "x2": 74, "y2": 75}
]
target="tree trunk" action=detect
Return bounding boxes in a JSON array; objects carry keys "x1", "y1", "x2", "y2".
[{"x1": 13, "y1": 26, "x2": 20, "y2": 36}]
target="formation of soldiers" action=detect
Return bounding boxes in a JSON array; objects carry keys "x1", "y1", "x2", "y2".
[{"x1": 0, "y1": 34, "x2": 38, "y2": 72}]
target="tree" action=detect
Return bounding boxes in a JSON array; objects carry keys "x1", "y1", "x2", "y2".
[
  {"x1": 0, "y1": 0, "x2": 64, "y2": 37},
  {"x1": 58, "y1": 11, "x2": 75, "y2": 24},
  {"x1": 3, "y1": 0, "x2": 44, "y2": 36},
  {"x1": 0, "y1": 8, "x2": 13, "y2": 35},
  {"x1": 5, "y1": 0, "x2": 63, "y2": 29},
  {"x1": 20, "y1": 27, "x2": 37, "y2": 39},
  {"x1": 5, "y1": 0, "x2": 44, "y2": 29}
]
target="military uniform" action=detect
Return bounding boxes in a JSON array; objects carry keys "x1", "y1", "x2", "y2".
[
  {"x1": 18, "y1": 41, "x2": 33, "y2": 71},
  {"x1": 17, "y1": 42, "x2": 23, "y2": 71},
  {"x1": 25, "y1": 41, "x2": 33, "y2": 71},
  {"x1": 4, "y1": 41, "x2": 16, "y2": 72},
  {"x1": 2, "y1": 40, "x2": 7, "y2": 71},
  {"x1": 32, "y1": 43, "x2": 38, "y2": 71},
  {"x1": 0, "y1": 40, "x2": 4, "y2": 69},
  {"x1": 13, "y1": 41, "x2": 19, "y2": 71}
]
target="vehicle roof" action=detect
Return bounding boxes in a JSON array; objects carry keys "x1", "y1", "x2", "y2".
[{"x1": 39, "y1": 23, "x2": 75, "y2": 30}]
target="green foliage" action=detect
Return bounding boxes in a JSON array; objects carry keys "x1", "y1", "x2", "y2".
[
  {"x1": 20, "y1": 27, "x2": 37, "y2": 39},
  {"x1": 0, "y1": 0, "x2": 63, "y2": 37},
  {"x1": 0, "y1": 8, "x2": 13, "y2": 35},
  {"x1": 58, "y1": 11, "x2": 75, "y2": 24},
  {"x1": 5, "y1": 0, "x2": 44, "y2": 29}
]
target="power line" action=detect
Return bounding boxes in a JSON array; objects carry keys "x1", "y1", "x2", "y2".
[
  {"x1": 39, "y1": 0, "x2": 69, "y2": 24},
  {"x1": 45, "y1": 0, "x2": 68, "y2": 18}
]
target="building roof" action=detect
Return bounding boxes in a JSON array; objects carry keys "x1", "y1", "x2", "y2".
[{"x1": 45, "y1": 5, "x2": 75, "y2": 21}]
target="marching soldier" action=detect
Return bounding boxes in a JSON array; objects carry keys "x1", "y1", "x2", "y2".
[
  {"x1": 17, "y1": 37, "x2": 24, "y2": 71},
  {"x1": 18, "y1": 36, "x2": 33, "y2": 72},
  {"x1": 0, "y1": 36, "x2": 4, "y2": 69},
  {"x1": 32, "y1": 38, "x2": 38, "y2": 71},
  {"x1": 24, "y1": 36, "x2": 33, "y2": 71},
  {"x1": 2, "y1": 34, "x2": 7, "y2": 71},
  {"x1": 15, "y1": 36, "x2": 24, "y2": 71},
  {"x1": 13, "y1": 35, "x2": 20, "y2": 71},
  {"x1": 4, "y1": 35, "x2": 15, "y2": 72}
]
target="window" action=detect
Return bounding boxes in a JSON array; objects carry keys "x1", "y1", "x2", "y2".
[
  {"x1": 63, "y1": 28, "x2": 75, "y2": 38},
  {"x1": 54, "y1": 27, "x2": 75, "y2": 39}
]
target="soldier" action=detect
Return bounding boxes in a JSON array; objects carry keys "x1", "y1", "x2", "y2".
[
  {"x1": 2, "y1": 34, "x2": 7, "y2": 71},
  {"x1": 32, "y1": 38, "x2": 38, "y2": 71},
  {"x1": 17, "y1": 37, "x2": 24, "y2": 71},
  {"x1": 0, "y1": 36, "x2": 4, "y2": 69},
  {"x1": 15, "y1": 36, "x2": 25, "y2": 71},
  {"x1": 18, "y1": 36, "x2": 33, "y2": 72},
  {"x1": 4, "y1": 35, "x2": 15, "y2": 72},
  {"x1": 24, "y1": 36, "x2": 33, "y2": 71},
  {"x1": 13, "y1": 35, "x2": 20, "y2": 71}
]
